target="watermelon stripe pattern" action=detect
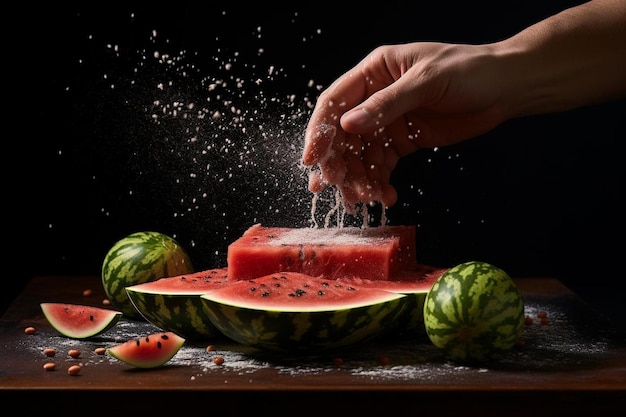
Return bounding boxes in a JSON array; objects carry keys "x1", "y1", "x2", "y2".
[
  {"x1": 199, "y1": 273, "x2": 409, "y2": 353},
  {"x1": 102, "y1": 231, "x2": 194, "y2": 318},
  {"x1": 201, "y1": 297, "x2": 407, "y2": 353},
  {"x1": 125, "y1": 269, "x2": 231, "y2": 340},
  {"x1": 423, "y1": 261, "x2": 525, "y2": 363}
]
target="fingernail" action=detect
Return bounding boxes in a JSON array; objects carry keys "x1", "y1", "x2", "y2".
[{"x1": 342, "y1": 108, "x2": 374, "y2": 130}]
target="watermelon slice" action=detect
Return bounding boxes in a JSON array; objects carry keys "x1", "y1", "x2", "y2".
[
  {"x1": 227, "y1": 224, "x2": 416, "y2": 281},
  {"x1": 107, "y1": 331, "x2": 185, "y2": 368},
  {"x1": 200, "y1": 272, "x2": 408, "y2": 353},
  {"x1": 125, "y1": 267, "x2": 231, "y2": 340},
  {"x1": 337, "y1": 264, "x2": 448, "y2": 333},
  {"x1": 40, "y1": 303, "x2": 123, "y2": 339}
]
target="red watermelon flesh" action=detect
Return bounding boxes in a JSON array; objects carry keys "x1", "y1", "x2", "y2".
[
  {"x1": 338, "y1": 264, "x2": 447, "y2": 293},
  {"x1": 201, "y1": 271, "x2": 406, "y2": 311},
  {"x1": 126, "y1": 267, "x2": 230, "y2": 294},
  {"x1": 336, "y1": 264, "x2": 448, "y2": 334},
  {"x1": 107, "y1": 331, "x2": 185, "y2": 368},
  {"x1": 227, "y1": 224, "x2": 416, "y2": 281},
  {"x1": 40, "y1": 303, "x2": 122, "y2": 339}
]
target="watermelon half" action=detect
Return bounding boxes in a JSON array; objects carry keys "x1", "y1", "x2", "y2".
[
  {"x1": 338, "y1": 264, "x2": 448, "y2": 334},
  {"x1": 125, "y1": 267, "x2": 231, "y2": 340},
  {"x1": 200, "y1": 272, "x2": 408, "y2": 353},
  {"x1": 40, "y1": 303, "x2": 123, "y2": 339},
  {"x1": 107, "y1": 331, "x2": 185, "y2": 368}
]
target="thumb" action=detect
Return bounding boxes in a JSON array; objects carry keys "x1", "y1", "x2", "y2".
[{"x1": 339, "y1": 76, "x2": 421, "y2": 134}]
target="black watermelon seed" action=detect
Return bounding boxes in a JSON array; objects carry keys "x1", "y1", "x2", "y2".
[
  {"x1": 135, "y1": 340, "x2": 140, "y2": 346},
  {"x1": 261, "y1": 291, "x2": 271, "y2": 297},
  {"x1": 157, "y1": 341, "x2": 162, "y2": 349},
  {"x1": 161, "y1": 334, "x2": 169, "y2": 340},
  {"x1": 89, "y1": 315, "x2": 94, "y2": 321},
  {"x1": 317, "y1": 291, "x2": 326, "y2": 296}
]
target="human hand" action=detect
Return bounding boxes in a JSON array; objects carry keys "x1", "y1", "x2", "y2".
[{"x1": 302, "y1": 42, "x2": 509, "y2": 208}]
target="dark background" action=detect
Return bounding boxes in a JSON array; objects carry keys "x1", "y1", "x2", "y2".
[{"x1": 10, "y1": 2, "x2": 624, "y2": 321}]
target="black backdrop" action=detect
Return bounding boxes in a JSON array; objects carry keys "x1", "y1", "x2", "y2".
[{"x1": 10, "y1": 2, "x2": 624, "y2": 320}]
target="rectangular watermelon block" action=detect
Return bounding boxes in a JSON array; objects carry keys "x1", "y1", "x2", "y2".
[{"x1": 227, "y1": 224, "x2": 416, "y2": 281}]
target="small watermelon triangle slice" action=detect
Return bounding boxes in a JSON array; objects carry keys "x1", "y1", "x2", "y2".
[
  {"x1": 40, "y1": 303, "x2": 123, "y2": 339},
  {"x1": 107, "y1": 331, "x2": 185, "y2": 368}
]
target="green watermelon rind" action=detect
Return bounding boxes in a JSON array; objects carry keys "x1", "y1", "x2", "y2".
[
  {"x1": 423, "y1": 261, "x2": 525, "y2": 363},
  {"x1": 106, "y1": 331, "x2": 186, "y2": 368},
  {"x1": 101, "y1": 231, "x2": 194, "y2": 318},
  {"x1": 125, "y1": 268, "x2": 230, "y2": 340},
  {"x1": 199, "y1": 275, "x2": 409, "y2": 353},
  {"x1": 40, "y1": 303, "x2": 123, "y2": 339}
]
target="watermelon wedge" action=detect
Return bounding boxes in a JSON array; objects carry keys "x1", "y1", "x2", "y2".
[
  {"x1": 337, "y1": 264, "x2": 448, "y2": 333},
  {"x1": 125, "y1": 267, "x2": 231, "y2": 340},
  {"x1": 107, "y1": 331, "x2": 185, "y2": 368},
  {"x1": 40, "y1": 303, "x2": 122, "y2": 339},
  {"x1": 200, "y1": 272, "x2": 408, "y2": 353}
]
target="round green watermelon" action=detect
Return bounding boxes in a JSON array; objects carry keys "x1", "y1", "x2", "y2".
[
  {"x1": 102, "y1": 231, "x2": 194, "y2": 318},
  {"x1": 423, "y1": 261, "x2": 525, "y2": 363}
]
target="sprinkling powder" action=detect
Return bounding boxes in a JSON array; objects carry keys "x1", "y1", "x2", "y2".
[{"x1": 43, "y1": 9, "x2": 395, "y2": 272}]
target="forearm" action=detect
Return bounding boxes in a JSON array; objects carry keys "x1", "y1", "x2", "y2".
[{"x1": 496, "y1": 0, "x2": 626, "y2": 118}]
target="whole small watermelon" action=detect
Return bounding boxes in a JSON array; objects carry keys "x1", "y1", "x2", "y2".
[
  {"x1": 423, "y1": 261, "x2": 525, "y2": 363},
  {"x1": 102, "y1": 231, "x2": 194, "y2": 318}
]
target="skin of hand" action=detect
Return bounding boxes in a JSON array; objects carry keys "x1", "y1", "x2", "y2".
[{"x1": 302, "y1": 0, "x2": 626, "y2": 209}]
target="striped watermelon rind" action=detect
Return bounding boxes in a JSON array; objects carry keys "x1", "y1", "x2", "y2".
[
  {"x1": 101, "y1": 231, "x2": 194, "y2": 318},
  {"x1": 423, "y1": 261, "x2": 525, "y2": 363},
  {"x1": 125, "y1": 268, "x2": 230, "y2": 340},
  {"x1": 200, "y1": 272, "x2": 408, "y2": 353}
]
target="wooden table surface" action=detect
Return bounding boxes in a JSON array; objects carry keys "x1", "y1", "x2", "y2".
[{"x1": 1, "y1": 275, "x2": 624, "y2": 414}]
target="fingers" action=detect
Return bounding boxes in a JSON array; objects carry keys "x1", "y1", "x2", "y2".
[
  {"x1": 340, "y1": 57, "x2": 424, "y2": 136},
  {"x1": 302, "y1": 47, "x2": 413, "y2": 209},
  {"x1": 302, "y1": 122, "x2": 336, "y2": 166},
  {"x1": 302, "y1": 70, "x2": 369, "y2": 167}
]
